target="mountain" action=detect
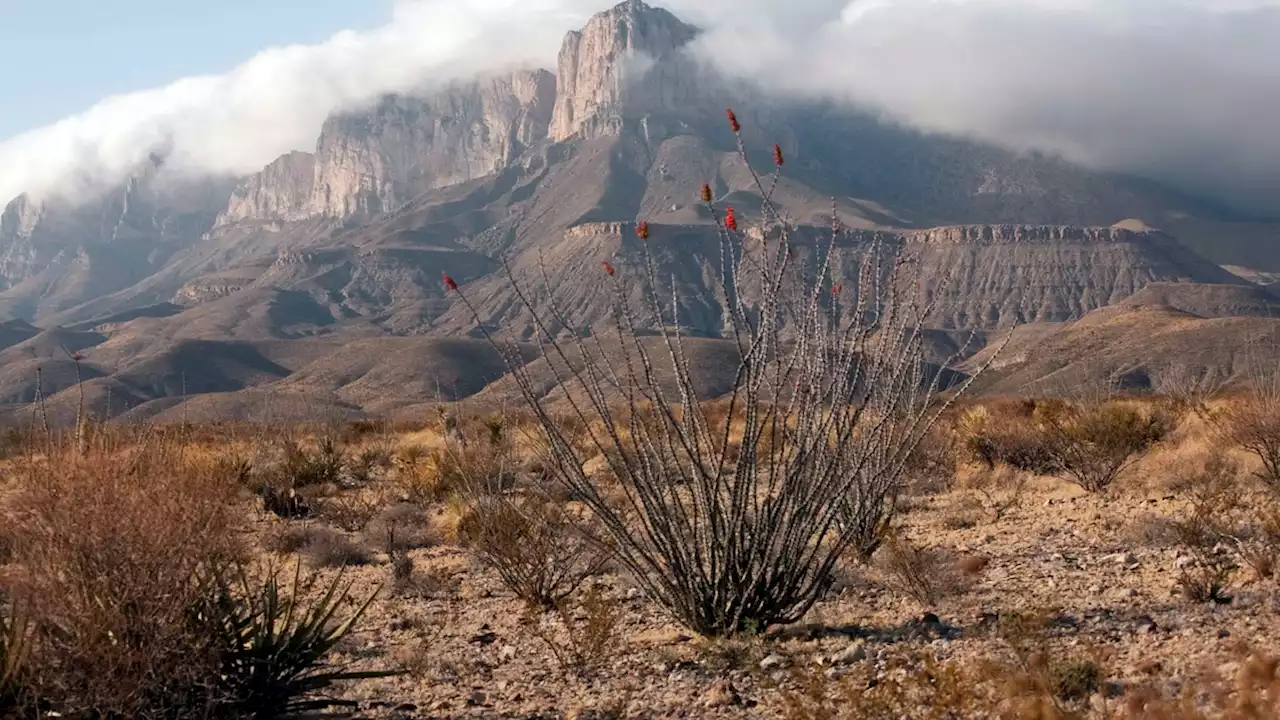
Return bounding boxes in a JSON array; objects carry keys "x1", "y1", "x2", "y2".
[{"x1": 1, "y1": 0, "x2": 1278, "y2": 422}]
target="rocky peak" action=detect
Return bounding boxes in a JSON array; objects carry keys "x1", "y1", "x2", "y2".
[
  {"x1": 0, "y1": 194, "x2": 43, "y2": 239},
  {"x1": 217, "y1": 69, "x2": 557, "y2": 225},
  {"x1": 550, "y1": 0, "x2": 703, "y2": 141}
]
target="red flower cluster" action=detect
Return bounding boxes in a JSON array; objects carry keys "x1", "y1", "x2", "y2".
[
  {"x1": 602, "y1": 261, "x2": 616, "y2": 276},
  {"x1": 773, "y1": 144, "x2": 785, "y2": 167},
  {"x1": 726, "y1": 108, "x2": 741, "y2": 133},
  {"x1": 636, "y1": 221, "x2": 650, "y2": 240},
  {"x1": 700, "y1": 183, "x2": 713, "y2": 203},
  {"x1": 724, "y1": 206, "x2": 738, "y2": 231},
  {"x1": 441, "y1": 271, "x2": 458, "y2": 291}
]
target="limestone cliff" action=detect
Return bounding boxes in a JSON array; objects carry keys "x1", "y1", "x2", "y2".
[
  {"x1": 217, "y1": 151, "x2": 317, "y2": 226},
  {"x1": 549, "y1": 0, "x2": 704, "y2": 141}
]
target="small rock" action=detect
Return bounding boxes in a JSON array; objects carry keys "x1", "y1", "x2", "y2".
[
  {"x1": 704, "y1": 679, "x2": 741, "y2": 708},
  {"x1": 759, "y1": 654, "x2": 786, "y2": 670},
  {"x1": 392, "y1": 703, "x2": 418, "y2": 713},
  {"x1": 1124, "y1": 588, "x2": 1139, "y2": 598},
  {"x1": 626, "y1": 587, "x2": 642, "y2": 601},
  {"x1": 497, "y1": 645, "x2": 517, "y2": 662},
  {"x1": 1175, "y1": 556, "x2": 1196, "y2": 569},
  {"x1": 1110, "y1": 553, "x2": 1138, "y2": 565},
  {"x1": 1088, "y1": 585, "x2": 1102, "y2": 594},
  {"x1": 1218, "y1": 629, "x2": 1231, "y2": 639},
  {"x1": 831, "y1": 643, "x2": 868, "y2": 665},
  {"x1": 466, "y1": 691, "x2": 487, "y2": 707}
]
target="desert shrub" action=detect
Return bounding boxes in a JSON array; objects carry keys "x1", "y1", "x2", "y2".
[
  {"x1": 961, "y1": 404, "x2": 1060, "y2": 475},
  {"x1": 365, "y1": 503, "x2": 436, "y2": 558},
  {"x1": 3, "y1": 443, "x2": 245, "y2": 717},
  {"x1": 1037, "y1": 400, "x2": 1173, "y2": 493},
  {"x1": 316, "y1": 491, "x2": 383, "y2": 532},
  {"x1": 1169, "y1": 452, "x2": 1243, "y2": 604},
  {"x1": 402, "y1": 442, "x2": 517, "y2": 506},
  {"x1": 449, "y1": 108, "x2": 990, "y2": 635},
  {"x1": 1211, "y1": 395, "x2": 1280, "y2": 494},
  {"x1": 874, "y1": 534, "x2": 968, "y2": 608},
  {"x1": 297, "y1": 527, "x2": 374, "y2": 569},
  {"x1": 959, "y1": 465, "x2": 1029, "y2": 522},
  {"x1": 523, "y1": 582, "x2": 623, "y2": 679},
  {"x1": 456, "y1": 493, "x2": 610, "y2": 609},
  {"x1": 903, "y1": 422, "x2": 961, "y2": 495},
  {"x1": 0, "y1": 437, "x2": 385, "y2": 718},
  {"x1": 262, "y1": 524, "x2": 316, "y2": 555}
]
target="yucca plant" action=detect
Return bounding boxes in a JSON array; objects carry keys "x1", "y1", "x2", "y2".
[{"x1": 209, "y1": 563, "x2": 394, "y2": 718}]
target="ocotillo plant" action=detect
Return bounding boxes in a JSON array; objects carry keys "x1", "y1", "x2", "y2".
[{"x1": 446, "y1": 108, "x2": 996, "y2": 636}]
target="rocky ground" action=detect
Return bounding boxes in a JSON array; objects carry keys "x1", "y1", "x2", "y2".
[{"x1": 265, "y1": 433, "x2": 1280, "y2": 719}]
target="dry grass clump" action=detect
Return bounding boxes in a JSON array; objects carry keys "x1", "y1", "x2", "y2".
[
  {"x1": 1168, "y1": 451, "x2": 1244, "y2": 604},
  {"x1": 957, "y1": 465, "x2": 1029, "y2": 523},
  {"x1": 522, "y1": 582, "x2": 624, "y2": 679},
  {"x1": 456, "y1": 492, "x2": 611, "y2": 609},
  {"x1": 874, "y1": 533, "x2": 970, "y2": 609},
  {"x1": 263, "y1": 524, "x2": 374, "y2": 568}
]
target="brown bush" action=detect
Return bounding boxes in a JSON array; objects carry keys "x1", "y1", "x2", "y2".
[
  {"x1": 2, "y1": 442, "x2": 245, "y2": 717},
  {"x1": 456, "y1": 493, "x2": 610, "y2": 608},
  {"x1": 961, "y1": 405, "x2": 1059, "y2": 476},
  {"x1": 522, "y1": 582, "x2": 623, "y2": 679},
  {"x1": 959, "y1": 465, "x2": 1029, "y2": 522},
  {"x1": 1212, "y1": 396, "x2": 1280, "y2": 493},
  {"x1": 1037, "y1": 400, "x2": 1173, "y2": 493},
  {"x1": 874, "y1": 533, "x2": 969, "y2": 609},
  {"x1": 1169, "y1": 451, "x2": 1243, "y2": 604},
  {"x1": 297, "y1": 527, "x2": 374, "y2": 569}
]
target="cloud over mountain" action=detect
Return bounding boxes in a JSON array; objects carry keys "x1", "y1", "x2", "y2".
[{"x1": 2, "y1": 0, "x2": 1278, "y2": 213}]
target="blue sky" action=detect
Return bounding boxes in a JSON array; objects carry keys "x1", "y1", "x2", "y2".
[{"x1": 0, "y1": 0, "x2": 390, "y2": 139}]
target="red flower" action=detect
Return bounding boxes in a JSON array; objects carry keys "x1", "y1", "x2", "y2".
[
  {"x1": 700, "y1": 183, "x2": 713, "y2": 203},
  {"x1": 602, "y1": 261, "x2": 616, "y2": 276},
  {"x1": 831, "y1": 282, "x2": 843, "y2": 297},
  {"x1": 72, "y1": 352, "x2": 83, "y2": 362},
  {"x1": 726, "y1": 108, "x2": 741, "y2": 133},
  {"x1": 724, "y1": 206, "x2": 738, "y2": 232},
  {"x1": 773, "y1": 144, "x2": 785, "y2": 166},
  {"x1": 441, "y1": 271, "x2": 458, "y2": 291},
  {"x1": 636, "y1": 221, "x2": 650, "y2": 240}
]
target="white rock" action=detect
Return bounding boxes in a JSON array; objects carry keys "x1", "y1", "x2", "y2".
[
  {"x1": 759, "y1": 654, "x2": 786, "y2": 670},
  {"x1": 831, "y1": 643, "x2": 868, "y2": 665}
]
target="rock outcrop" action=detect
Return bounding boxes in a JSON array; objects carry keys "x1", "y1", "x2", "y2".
[
  {"x1": 217, "y1": 151, "x2": 317, "y2": 226},
  {"x1": 550, "y1": 0, "x2": 704, "y2": 141},
  {"x1": 219, "y1": 70, "x2": 557, "y2": 225}
]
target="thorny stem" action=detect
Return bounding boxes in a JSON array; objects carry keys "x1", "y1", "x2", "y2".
[{"x1": 447, "y1": 113, "x2": 1009, "y2": 636}]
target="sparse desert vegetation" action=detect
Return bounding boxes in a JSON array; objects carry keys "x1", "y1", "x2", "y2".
[{"x1": 2, "y1": 112, "x2": 1279, "y2": 720}]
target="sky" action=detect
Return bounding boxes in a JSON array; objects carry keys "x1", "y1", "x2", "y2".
[
  {"x1": 1, "y1": 0, "x2": 1279, "y2": 212},
  {"x1": 0, "y1": 0, "x2": 391, "y2": 139}
]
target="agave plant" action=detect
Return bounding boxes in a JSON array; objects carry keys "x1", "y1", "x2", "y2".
[{"x1": 209, "y1": 563, "x2": 393, "y2": 718}]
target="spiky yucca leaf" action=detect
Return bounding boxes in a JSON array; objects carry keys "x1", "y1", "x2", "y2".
[{"x1": 211, "y1": 563, "x2": 394, "y2": 718}]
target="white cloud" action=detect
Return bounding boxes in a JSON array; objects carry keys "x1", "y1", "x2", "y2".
[{"x1": 2, "y1": 0, "x2": 1280, "y2": 211}]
